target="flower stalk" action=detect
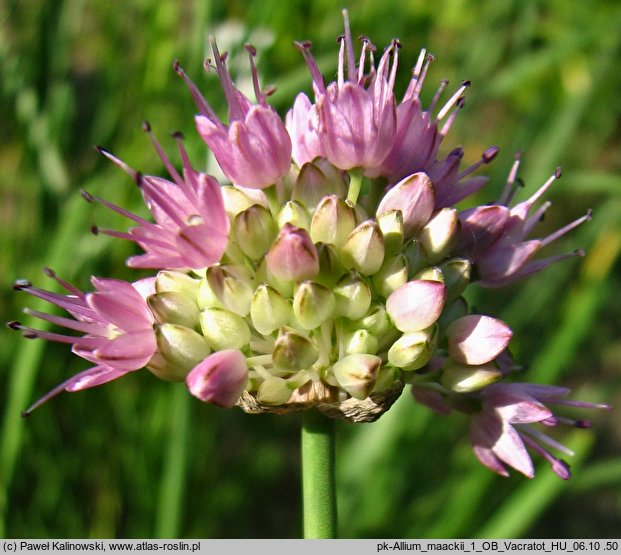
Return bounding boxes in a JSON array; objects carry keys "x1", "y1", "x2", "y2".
[{"x1": 301, "y1": 410, "x2": 337, "y2": 538}]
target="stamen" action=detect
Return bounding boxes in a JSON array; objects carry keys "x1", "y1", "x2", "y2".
[
  {"x1": 437, "y1": 80, "x2": 470, "y2": 121},
  {"x1": 342, "y1": 9, "x2": 357, "y2": 83},
  {"x1": 523, "y1": 201, "x2": 552, "y2": 236},
  {"x1": 13, "y1": 279, "x2": 32, "y2": 290},
  {"x1": 96, "y1": 146, "x2": 141, "y2": 183},
  {"x1": 388, "y1": 39, "x2": 400, "y2": 91},
  {"x1": 456, "y1": 146, "x2": 500, "y2": 181},
  {"x1": 540, "y1": 210, "x2": 592, "y2": 248},
  {"x1": 293, "y1": 41, "x2": 326, "y2": 94},
  {"x1": 412, "y1": 52, "x2": 434, "y2": 97},
  {"x1": 520, "y1": 424, "x2": 575, "y2": 457},
  {"x1": 337, "y1": 35, "x2": 345, "y2": 88},
  {"x1": 497, "y1": 151, "x2": 523, "y2": 206},
  {"x1": 42, "y1": 267, "x2": 85, "y2": 299},
  {"x1": 357, "y1": 36, "x2": 370, "y2": 84},
  {"x1": 173, "y1": 60, "x2": 219, "y2": 122},
  {"x1": 209, "y1": 36, "x2": 245, "y2": 122},
  {"x1": 427, "y1": 79, "x2": 449, "y2": 115},
  {"x1": 245, "y1": 43, "x2": 266, "y2": 105},
  {"x1": 439, "y1": 96, "x2": 464, "y2": 137},
  {"x1": 81, "y1": 191, "x2": 152, "y2": 227},
  {"x1": 520, "y1": 433, "x2": 572, "y2": 479},
  {"x1": 142, "y1": 122, "x2": 184, "y2": 187},
  {"x1": 24, "y1": 308, "x2": 107, "y2": 335}
]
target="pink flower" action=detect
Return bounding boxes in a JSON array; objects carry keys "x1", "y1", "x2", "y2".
[
  {"x1": 186, "y1": 350, "x2": 249, "y2": 408},
  {"x1": 446, "y1": 315, "x2": 512, "y2": 365},
  {"x1": 11, "y1": 270, "x2": 157, "y2": 414},
  {"x1": 470, "y1": 383, "x2": 610, "y2": 479},
  {"x1": 286, "y1": 92, "x2": 324, "y2": 167},
  {"x1": 177, "y1": 42, "x2": 292, "y2": 189},
  {"x1": 266, "y1": 223, "x2": 320, "y2": 282},
  {"x1": 91, "y1": 126, "x2": 229, "y2": 271},
  {"x1": 457, "y1": 161, "x2": 591, "y2": 287},
  {"x1": 294, "y1": 11, "x2": 397, "y2": 170},
  {"x1": 386, "y1": 280, "x2": 446, "y2": 332}
]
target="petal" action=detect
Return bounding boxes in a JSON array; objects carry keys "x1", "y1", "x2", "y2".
[
  {"x1": 176, "y1": 222, "x2": 229, "y2": 269},
  {"x1": 457, "y1": 205, "x2": 510, "y2": 257},
  {"x1": 447, "y1": 315, "x2": 512, "y2": 365},
  {"x1": 386, "y1": 280, "x2": 446, "y2": 332}
]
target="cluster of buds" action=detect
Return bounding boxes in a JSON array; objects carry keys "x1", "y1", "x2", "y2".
[{"x1": 10, "y1": 11, "x2": 608, "y2": 479}]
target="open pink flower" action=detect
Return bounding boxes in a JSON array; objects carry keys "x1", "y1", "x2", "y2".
[
  {"x1": 11, "y1": 270, "x2": 157, "y2": 414},
  {"x1": 293, "y1": 11, "x2": 397, "y2": 170},
  {"x1": 457, "y1": 160, "x2": 591, "y2": 287},
  {"x1": 177, "y1": 41, "x2": 291, "y2": 189},
  {"x1": 471, "y1": 383, "x2": 610, "y2": 479},
  {"x1": 91, "y1": 126, "x2": 229, "y2": 271}
]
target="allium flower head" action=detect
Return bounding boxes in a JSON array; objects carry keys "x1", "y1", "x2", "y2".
[{"x1": 11, "y1": 11, "x2": 607, "y2": 481}]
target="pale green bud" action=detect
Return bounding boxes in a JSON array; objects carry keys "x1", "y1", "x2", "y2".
[
  {"x1": 292, "y1": 281, "x2": 335, "y2": 330},
  {"x1": 412, "y1": 266, "x2": 444, "y2": 283},
  {"x1": 148, "y1": 292, "x2": 200, "y2": 328},
  {"x1": 257, "y1": 377, "x2": 293, "y2": 405},
  {"x1": 147, "y1": 352, "x2": 186, "y2": 382},
  {"x1": 250, "y1": 284, "x2": 292, "y2": 335},
  {"x1": 377, "y1": 210, "x2": 404, "y2": 257},
  {"x1": 155, "y1": 270, "x2": 200, "y2": 297},
  {"x1": 256, "y1": 256, "x2": 294, "y2": 299},
  {"x1": 314, "y1": 243, "x2": 346, "y2": 288},
  {"x1": 440, "y1": 361, "x2": 502, "y2": 393},
  {"x1": 387, "y1": 325, "x2": 438, "y2": 371},
  {"x1": 371, "y1": 254, "x2": 409, "y2": 298},
  {"x1": 417, "y1": 208, "x2": 460, "y2": 263},
  {"x1": 340, "y1": 220, "x2": 385, "y2": 275},
  {"x1": 221, "y1": 185, "x2": 264, "y2": 217},
  {"x1": 272, "y1": 326, "x2": 319, "y2": 372},
  {"x1": 403, "y1": 239, "x2": 428, "y2": 277},
  {"x1": 197, "y1": 277, "x2": 224, "y2": 310},
  {"x1": 313, "y1": 158, "x2": 348, "y2": 197},
  {"x1": 233, "y1": 204, "x2": 277, "y2": 260},
  {"x1": 153, "y1": 324, "x2": 211, "y2": 380},
  {"x1": 439, "y1": 258, "x2": 471, "y2": 301},
  {"x1": 342, "y1": 328, "x2": 378, "y2": 355},
  {"x1": 354, "y1": 302, "x2": 394, "y2": 336},
  {"x1": 310, "y1": 195, "x2": 356, "y2": 247},
  {"x1": 332, "y1": 354, "x2": 382, "y2": 400},
  {"x1": 372, "y1": 365, "x2": 402, "y2": 394},
  {"x1": 206, "y1": 265, "x2": 255, "y2": 316},
  {"x1": 199, "y1": 308, "x2": 251, "y2": 351},
  {"x1": 277, "y1": 200, "x2": 311, "y2": 230},
  {"x1": 292, "y1": 161, "x2": 346, "y2": 211},
  {"x1": 333, "y1": 272, "x2": 372, "y2": 320}
]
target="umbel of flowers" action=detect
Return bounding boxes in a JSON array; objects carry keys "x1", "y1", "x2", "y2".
[{"x1": 11, "y1": 11, "x2": 607, "y2": 480}]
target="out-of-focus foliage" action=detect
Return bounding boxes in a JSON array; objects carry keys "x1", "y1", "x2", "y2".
[{"x1": 1, "y1": 0, "x2": 620, "y2": 539}]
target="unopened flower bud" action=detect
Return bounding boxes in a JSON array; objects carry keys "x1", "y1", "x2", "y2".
[
  {"x1": 186, "y1": 349, "x2": 249, "y2": 408},
  {"x1": 313, "y1": 158, "x2": 348, "y2": 196},
  {"x1": 147, "y1": 352, "x2": 186, "y2": 383},
  {"x1": 340, "y1": 220, "x2": 385, "y2": 275},
  {"x1": 221, "y1": 185, "x2": 264, "y2": 217},
  {"x1": 155, "y1": 270, "x2": 200, "y2": 297},
  {"x1": 332, "y1": 354, "x2": 382, "y2": 400},
  {"x1": 148, "y1": 291, "x2": 200, "y2": 328},
  {"x1": 256, "y1": 256, "x2": 294, "y2": 298},
  {"x1": 403, "y1": 239, "x2": 428, "y2": 277},
  {"x1": 333, "y1": 272, "x2": 372, "y2": 320},
  {"x1": 417, "y1": 208, "x2": 459, "y2": 263},
  {"x1": 266, "y1": 224, "x2": 319, "y2": 282},
  {"x1": 233, "y1": 204, "x2": 278, "y2": 260},
  {"x1": 387, "y1": 326, "x2": 438, "y2": 371},
  {"x1": 371, "y1": 254, "x2": 409, "y2": 298},
  {"x1": 386, "y1": 280, "x2": 446, "y2": 332},
  {"x1": 197, "y1": 277, "x2": 224, "y2": 310},
  {"x1": 412, "y1": 266, "x2": 444, "y2": 283},
  {"x1": 440, "y1": 361, "x2": 502, "y2": 393},
  {"x1": 250, "y1": 284, "x2": 292, "y2": 335},
  {"x1": 310, "y1": 195, "x2": 356, "y2": 247},
  {"x1": 153, "y1": 323, "x2": 211, "y2": 381},
  {"x1": 314, "y1": 243, "x2": 346, "y2": 288},
  {"x1": 377, "y1": 210, "x2": 404, "y2": 256},
  {"x1": 257, "y1": 376, "x2": 294, "y2": 405},
  {"x1": 342, "y1": 328, "x2": 378, "y2": 355},
  {"x1": 354, "y1": 302, "x2": 393, "y2": 336},
  {"x1": 440, "y1": 258, "x2": 471, "y2": 301},
  {"x1": 277, "y1": 200, "x2": 311, "y2": 230},
  {"x1": 447, "y1": 315, "x2": 512, "y2": 365},
  {"x1": 199, "y1": 308, "x2": 251, "y2": 351},
  {"x1": 376, "y1": 172, "x2": 435, "y2": 238},
  {"x1": 206, "y1": 265, "x2": 255, "y2": 316},
  {"x1": 272, "y1": 326, "x2": 319, "y2": 372},
  {"x1": 292, "y1": 161, "x2": 346, "y2": 211},
  {"x1": 292, "y1": 281, "x2": 335, "y2": 330}
]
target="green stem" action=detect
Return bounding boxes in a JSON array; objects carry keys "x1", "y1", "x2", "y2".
[
  {"x1": 346, "y1": 168, "x2": 364, "y2": 205},
  {"x1": 301, "y1": 410, "x2": 337, "y2": 538}
]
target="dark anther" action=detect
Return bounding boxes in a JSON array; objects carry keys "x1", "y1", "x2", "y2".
[
  {"x1": 555, "y1": 166, "x2": 562, "y2": 179},
  {"x1": 244, "y1": 44, "x2": 257, "y2": 56},
  {"x1": 12, "y1": 279, "x2": 31, "y2": 290},
  {"x1": 81, "y1": 190, "x2": 94, "y2": 203},
  {"x1": 456, "y1": 97, "x2": 466, "y2": 108},
  {"x1": 142, "y1": 121, "x2": 152, "y2": 133},
  {"x1": 173, "y1": 60, "x2": 182, "y2": 74},
  {"x1": 171, "y1": 131, "x2": 185, "y2": 140},
  {"x1": 42, "y1": 267, "x2": 56, "y2": 278},
  {"x1": 482, "y1": 145, "x2": 500, "y2": 163},
  {"x1": 134, "y1": 172, "x2": 144, "y2": 187},
  {"x1": 91, "y1": 225, "x2": 100, "y2": 235},
  {"x1": 586, "y1": 208, "x2": 594, "y2": 220},
  {"x1": 461, "y1": 80, "x2": 471, "y2": 87},
  {"x1": 7, "y1": 320, "x2": 22, "y2": 330}
]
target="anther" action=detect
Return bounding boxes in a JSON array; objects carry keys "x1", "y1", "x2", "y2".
[
  {"x1": 23, "y1": 331, "x2": 38, "y2": 339},
  {"x1": 142, "y1": 121, "x2": 152, "y2": 133},
  {"x1": 173, "y1": 59, "x2": 182, "y2": 74},
  {"x1": 482, "y1": 145, "x2": 500, "y2": 163},
  {"x1": 264, "y1": 85, "x2": 277, "y2": 97},
  {"x1": 586, "y1": 208, "x2": 593, "y2": 220},
  {"x1": 7, "y1": 320, "x2": 22, "y2": 330},
  {"x1": 555, "y1": 167, "x2": 562, "y2": 179},
  {"x1": 91, "y1": 225, "x2": 99, "y2": 235},
  {"x1": 13, "y1": 279, "x2": 32, "y2": 290},
  {"x1": 461, "y1": 80, "x2": 471, "y2": 87},
  {"x1": 42, "y1": 267, "x2": 55, "y2": 278},
  {"x1": 245, "y1": 43, "x2": 257, "y2": 56},
  {"x1": 171, "y1": 131, "x2": 185, "y2": 140},
  {"x1": 81, "y1": 190, "x2": 94, "y2": 203}
]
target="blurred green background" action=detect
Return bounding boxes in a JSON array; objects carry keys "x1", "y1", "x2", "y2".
[{"x1": 1, "y1": 0, "x2": 620, "y2": 539}]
